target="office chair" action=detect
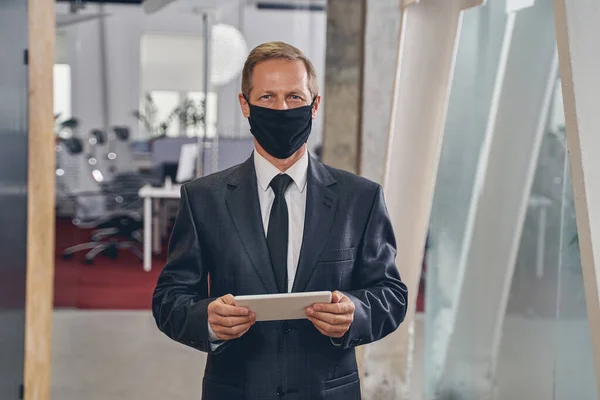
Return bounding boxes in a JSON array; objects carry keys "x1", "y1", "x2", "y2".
[
  {"x1": 58, "y1": 128, "x2": 154, "y2": 264},
  {"x1": 63, "y1": 193, "x2": 143, "y2": 264}
]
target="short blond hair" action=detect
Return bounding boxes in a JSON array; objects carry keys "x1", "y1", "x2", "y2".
[{"x1": 241, "y1": 41, "x2": 319, "y2": 98}]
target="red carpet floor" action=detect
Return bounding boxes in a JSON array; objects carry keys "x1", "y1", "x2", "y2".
[
  {"x1": 54, "y1": 217, "x2": 166, "y2": 310},
  {"x1": 54, "y1": 217, "x2": 426, "y2": 311}
]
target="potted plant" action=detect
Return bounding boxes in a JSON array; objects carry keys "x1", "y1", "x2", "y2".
[{"x1": 133, "y1": 93, "x2": 205, "y2": 142}]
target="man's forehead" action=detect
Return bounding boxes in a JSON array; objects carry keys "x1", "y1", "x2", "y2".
[
  {"x1": 253, "y1": 60, "x2": 307, "y2": 77},
  {"x1": 251, "y1": 65, "x2": 309, "y2": 90}
]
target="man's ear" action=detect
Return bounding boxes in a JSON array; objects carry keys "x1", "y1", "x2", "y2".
[
  {"x1": 239, "y1": 93, "x2": 250, "y2": 118},
  {"x1": 312, "y1": 95, "x2": 321, "y2": 119}
]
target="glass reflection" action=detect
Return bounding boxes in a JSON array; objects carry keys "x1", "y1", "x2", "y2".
[
  {"x1": 423, "y1": 1, "x2": 599, "y2": 398},
  {"x1": 424, "y1": 1, "x2": 509, "y2": 397}
]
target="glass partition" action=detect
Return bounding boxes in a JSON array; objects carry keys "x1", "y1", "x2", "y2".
[
  {"x1": 495, "y1": 83, "x2": 564, "y2": 399},
  {"x1": 423, "y1": 1, "x2": 599, "y2": 398},
  {"x1": 553, "y1": 99, "x2": 598, "y2": 400},
  {"x1": 495, "y1": 79, "x2": 599, "y2": 399},
  {"x1": 423, "y1": 2, "x2": 509, "y2": 396},
  {"x1": 51, "y1": 1, "x2": 328, "y2": 398},
  {"x1": 0, "y1": 0, "x2": 28, "y2": 397}
]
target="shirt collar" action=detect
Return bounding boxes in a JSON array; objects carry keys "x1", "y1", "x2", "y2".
[{"x1": 254, "y1": 149, "x2": 309, "y2": 193}]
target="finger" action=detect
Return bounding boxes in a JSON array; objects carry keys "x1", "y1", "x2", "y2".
[
  {"x1": 307, "y1": 310, "x2": 351, "y2": 326},
  {"x1": 311, "y1": 301, "x2": 354, "y2": 315},
  {"x1": 217, "y1": 325, "x2": 251, "y2": 341},
  {"x1": 306, "y1": 308, "x2": 335, "y2": 324},
  {"x1": 214, "y1": 326, "x2": 248, "y2": 340},
  {"x1": 208, "y1": 297, "x2": 249, "y2": 317},
  {"x1": 308, "y1": 316, "x2": 348, "y2": 338},
  {"x1": 220, "y1": 294, "x2": 236, "y2": 305},
  {"x1": 214, "y1": 303, "x2": 250, "y2": 317},
  {"x1": 310, "y1": 291, "x2": 340, "y2": 309},
  {"x1": 215, "y1": 321, "x2": 253, "y2": 338},
  {"x1": 212, "y1": 311, "x2": 255, "y2": 326},
  {"x1": 209, "y1": 313, "x2": 253, "y2": 328},
  {"x1": 331, "y1": 291, "x2": 344, "y2": 303},
  {"x1": 211, "y1": 312, "x2": 256, "y2": 332}
]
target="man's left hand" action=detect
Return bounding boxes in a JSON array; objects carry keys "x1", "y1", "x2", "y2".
[{"x1": 306, "y1": 291, "x2": 355, "y2": 339}]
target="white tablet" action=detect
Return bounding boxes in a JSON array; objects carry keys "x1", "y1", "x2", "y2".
[{"x1": 234, "y1": 291, "x2": 332, "y2": 322}]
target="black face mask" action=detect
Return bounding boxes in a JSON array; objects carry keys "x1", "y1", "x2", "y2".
[{"x1": 244, "y1": 95, "x2": 316, "y2": 159}]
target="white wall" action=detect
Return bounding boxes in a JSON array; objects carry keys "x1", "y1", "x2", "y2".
[{"x1": 141, "y1": 34, "x2": 205, "y2": 92}]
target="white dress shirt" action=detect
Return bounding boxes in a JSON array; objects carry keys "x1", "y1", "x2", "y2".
[
  {"x1": 253, "y1": 149, "x2": 309, "y2": 292},
  {"x1": 208, "y1": 149, "x2": 309, "y2": 344}
]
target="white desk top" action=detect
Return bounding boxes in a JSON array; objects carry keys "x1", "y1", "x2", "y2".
[{"x1": 138, "y1": 184, "x2": 182, "y2": 199}]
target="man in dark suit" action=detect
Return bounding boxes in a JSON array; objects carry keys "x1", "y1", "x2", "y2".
[{"x1": 152, "y1": 41, "x2": 408, "y2": 400}]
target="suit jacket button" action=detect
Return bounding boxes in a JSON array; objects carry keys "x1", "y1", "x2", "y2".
[{"x1": 277, "y1": 388, "x2": 285, "y2": 397}]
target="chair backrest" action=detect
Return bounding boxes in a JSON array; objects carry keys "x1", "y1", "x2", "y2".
[
  {"x1": 56, "y1": 137, "x2": 104, "y2": 218},
  {"x1": 102, "y1": 172, "x2": 148, "y2": 213},
  {"x1": 207, "y1": 137, "x2": 255, "y2": 173}
]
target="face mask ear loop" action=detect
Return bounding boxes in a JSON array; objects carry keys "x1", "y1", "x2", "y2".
[
  {"x1": 243, "y1": 94, "x2": 251, "y2": 106},
  {"x1": 308, "y1": 96, "x2": 318, "y2": 116}
]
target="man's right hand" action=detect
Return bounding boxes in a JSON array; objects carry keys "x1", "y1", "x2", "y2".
[{"x1": 208, "y1": 294, "x2": 256, "y2": 341}]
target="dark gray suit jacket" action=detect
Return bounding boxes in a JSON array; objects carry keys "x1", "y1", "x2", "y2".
[{"x1": 152, "y1": 154, "x2": 408, "y2": 400}]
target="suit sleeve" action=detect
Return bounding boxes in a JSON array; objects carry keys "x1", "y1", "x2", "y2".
[
  {"x1": 152, "y1": 184, "x2": 223, "y2": 354},
  {"x1": 339, "y1": 185, "x2": 408, "y2": 349}
]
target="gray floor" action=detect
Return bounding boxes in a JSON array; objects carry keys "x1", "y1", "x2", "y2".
[
  {"x1": 51, "y1": 310, "x2": 412, "y2": 400},
  {"x1": 51, "y1": 310, "x2": 206, "y2": 400},
  {"x1": 51, "y1": 310, "x2": 597, "y2": 400}
]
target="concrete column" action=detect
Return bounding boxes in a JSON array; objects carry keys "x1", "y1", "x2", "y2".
[
  {"x1": 360, "y1": 0, "x2": 402, "y2": 184},
  {"x1": 363, "y1": 1, "x2": 484, "y2": 398},
  {"x1": 358, "y1": 3, "x2": 403, "y2": 392},
  {"x1": 321, "y1": 0, "x2": 366, "y2": 174},
  {"x1": 554, "y1": 0, "x2": 600, "y2": 396},
  {"x1": 437, "y1": 1, "x2": 558, "y2": 398}
]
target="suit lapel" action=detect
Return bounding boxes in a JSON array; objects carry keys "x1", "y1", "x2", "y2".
[
  {"x1": 225, "y1": 156, "x2": 279, "y2": 294},
  {"x1": 292, "y1": 156, "x2": 338, "y2": 293}
]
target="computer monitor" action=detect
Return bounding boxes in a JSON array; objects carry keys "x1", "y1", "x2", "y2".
[{"x1": 175, "y1": 143, "x2": 198, "y2": 183}]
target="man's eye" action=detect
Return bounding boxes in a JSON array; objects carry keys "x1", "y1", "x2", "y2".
[
  {"x1": 290, "y1": 95, "x2": 302, "y2": 100},
  {"x1": 260, "y1": 95, "x2": 271, "y2": 100}
]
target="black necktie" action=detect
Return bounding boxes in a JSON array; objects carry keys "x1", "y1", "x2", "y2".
[{"x1": 267, "y1": 174, "x2": 293, "y2": 293}]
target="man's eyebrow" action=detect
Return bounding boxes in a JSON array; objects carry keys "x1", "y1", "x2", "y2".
[
  {"x1": 254, "y1": 89, "x2": 308, "y2": 97},
  {"x1": 286, "y1": 89, "x2": 307, "y2": 96}
]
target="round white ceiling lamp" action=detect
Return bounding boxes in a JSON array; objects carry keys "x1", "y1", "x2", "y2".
[{"x1": 210, "y1": 23, "x2": 248, "y2": 87}]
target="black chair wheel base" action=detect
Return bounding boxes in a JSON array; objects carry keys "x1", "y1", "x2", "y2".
[
  {"x1": 63, "y1": 253, "x2": 73, "y2": 260},
  {"x1": 103, "y1": 246, "x2": 118, "y2": 259},
  {"x1": 84, "y1": 258, "x2": 94, "y2": 265}
]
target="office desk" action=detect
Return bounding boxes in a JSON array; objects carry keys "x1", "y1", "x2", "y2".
[{"x1": 138, "y1": 184, "x2": 181, "y2": 272}]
